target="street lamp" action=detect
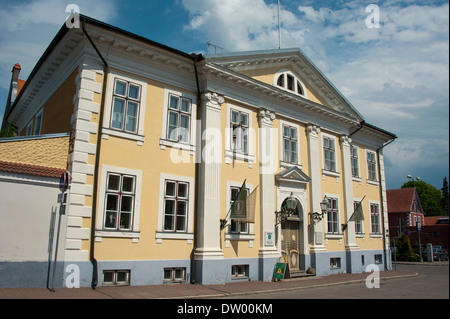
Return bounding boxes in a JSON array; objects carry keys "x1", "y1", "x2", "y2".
[
  {"x1": 275, "y1": 192, "x2": 298, "y2": 225},
  {"x1": 407, "y1": 175, "x2": 420, "y2": 188},
  {"x1": 309, "y1": 197, "x2": 330, "y2": 225}
]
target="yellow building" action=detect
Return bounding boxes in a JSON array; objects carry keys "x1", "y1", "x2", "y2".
[{"x1": 1, "y1": 15, "x2": 396, "y2": 287}]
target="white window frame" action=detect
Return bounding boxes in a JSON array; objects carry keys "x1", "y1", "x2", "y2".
[
  {"x1": 224, "y1": 180, "x2": 255, "y2": 246},
  {"x1": 156, "y1": 173, "x2": 195, "y2": 243},
  {"x1": 225, "y1": 103, "x2": 255, "y2": 168},
  {"x1": 279, "y1": 119, "x2": 301, "y2": 169},
  {"x1": 366, "y1": 150, "x2": 378, "y2": 185},
  {"x1": 103, "y1": 71, "x2": 147, "y2": 145},
  {"x1": 26, "y1": 121, "x2": 33, "y2": 136},
  {"x1": 321, "y1": 133, "x2": 339, "y2": 178},
  {"x1": 369, "y1": 201, "x2": 382, "y2": 237},
  {"x1": 160, "y1": 88, "x2": 197, "y2": 154},
  {"x1": 95, "y1": 165, "x2": 142, "y2": 242},
  {"x1": 33, "y1": 109, "x2": 43, "y2": 135},
  {"x1": 273, "y1": 69, "x2": 307, "y2": 98},
  {"x1": 350, "y1": 144, "x2": 360, "y2": 179}
]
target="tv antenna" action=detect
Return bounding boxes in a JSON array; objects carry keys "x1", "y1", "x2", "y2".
[{"x1": 207, "y1": 41, "x2": 224, "y2": 54}]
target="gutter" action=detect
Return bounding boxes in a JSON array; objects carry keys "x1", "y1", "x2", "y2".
[
  {"x1": 81, "y1": 17, "x2": 109, "y2": 289},
  {"x1": 376, "y1": 137, "x2": 397, "y2": 271},
  {"x1": 190, "y1": 53, "x2": 204, "y2": 284}
]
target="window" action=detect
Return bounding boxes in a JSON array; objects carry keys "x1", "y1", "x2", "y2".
[
  {"x1": 230, "y1": 186, "x2": 249, "y2": 234},
  {"x1": 163, "y1": 180, "x2": 189, "y2": 232},
  {"x1": 367, "y1": 151, "x2": 377, "y2": 181},
  {"x1": 104, "y1": 173, "x2": 136, "y2": 231},
  {"x1": 283, "y1": 124, "x2": 298, "y2": 164},
  {"x1": 34, "y1": 109, "x2": 43, "y2": 135},
  {"x1": 167, "y1": 94, "x2": 192, "y2": 143},
  {"x1": 326, "y1": 197, "x2": 339, "y2": 234},
  {"x1": 164, "y1": 268, "x2": 186, "y2": 283},
  {"x1": 231, "y1": 110, "x2": 249, "y2": 155},
  {"x1": 231, "y1": 265, "x2": 249, "y2": 279},
  {"x1": 370, "y1": 203, "x2": 381, "y2": 234},
  {"x1": 350, "y1": 145, "x2": 359, "y2": 178},
  {"x1": 275, "y1": 70, "x2": 305, "y2": 96},
  {"x1": 354, "y1": 201, "x2": 364, "y2": 234},
  {"x1": 374, "y1": 254, "x2": 383, "y2": 264},
  {"x1": 323, "y1": 136, "x2": 336, "y2": 172},
  {"x1": 103, "y1": 270, "x2": 130, "y2": 286},
  {"x1": 26, "y1": 121, "x2": 33, "y2": 136},
  {"x1": 111, "y1": 79, "x2": 141, "y2": 133},
  {"x1": 330, "y1": 258, "x2": 341, "y2": 269}
]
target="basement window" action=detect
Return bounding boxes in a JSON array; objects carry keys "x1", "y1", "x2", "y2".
[
  {"x1": 103, "y1": 270, "x2": 130, "y2": 286},
  {"x1": 231, "y1": 265, "x2": 249, "y2": 279},
  {"x1": 330, "y1": 258, "x2": 341, "y2": 269},
  {"x1": 164, "y1": 267, "x2": 186, "y2": 283}
]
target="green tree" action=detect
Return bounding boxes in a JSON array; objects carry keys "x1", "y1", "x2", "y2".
[
  {"x1": 401, "y1": 180, "x2": 444, "y2": 216},
  {"x1": 441, "y1": 177, "x2": 449, "y2": 215},
  {"x1": 0, "y1": 123, "x2": 18, "y2": 138}
]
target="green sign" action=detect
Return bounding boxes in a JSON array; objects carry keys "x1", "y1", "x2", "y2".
[{"x1": 273, "y1": 262, "x2": 287, "y2": 281}]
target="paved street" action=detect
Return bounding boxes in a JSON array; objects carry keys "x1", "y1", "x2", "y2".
[{"x1": 219, "y1": 262, "x2": 449, "y2": 299}]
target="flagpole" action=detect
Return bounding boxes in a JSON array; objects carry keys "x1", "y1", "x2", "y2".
[
  {"x1": 277, "y1": 0, "x2": 281, "y2": 49},
  {"x1": 220, "y1": 179, "x2": 246, "y2": 230},
  {"x1": 342, "y1": 195, "x2": 366, "y2": 231}
]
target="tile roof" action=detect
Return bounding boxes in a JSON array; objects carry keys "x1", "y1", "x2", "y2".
[
  {"x1": 386, "y1": 188, "x2": 416, "y2": 213},
  {"x1": 17, "y1": 79, "x2": 26, "y2": 95},
  {"x1": 0, "y1": 160, "x2": 66, "y2": 179}
]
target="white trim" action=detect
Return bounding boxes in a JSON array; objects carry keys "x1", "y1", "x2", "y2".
[
  {"x1": 273, "y1": 69, "x2": 308, "y2": 98},
  {"x1": 103, "y1": 70, "x2": 148, "y2": 145},
  {"x1": 34, "y1": 108, "x2": 44, "y2": 135},
  {"x1": 321, "y1": 132, "x2": 340, "y2": 178},
  {"x1": 279, "y1": 119, "x2": 301, "y2": 168},
  {"x1": 156, "y1": 172, "x2": 195, "y2": 243},
  {"x1": 368, "y1": 200, "x2": 382, "y2": 237},
  {"x1": 365, "y1": 149, "x2": 379, "y2": 186},
  {"x1": 224, "y1": 180, "x2": 255, "y2": 247},
  {"x1": 324, "y1": 193, "x2": 343, "y2": 239},
  {"x1": 95, "y1": 165, "x2": 143, "y2": 242},
  {"x1": 160, "y1": 88, "x2": 197, "y2": 153},
  {"x1": 224, "y1": 103, "x2": 255, "y2": 168}
]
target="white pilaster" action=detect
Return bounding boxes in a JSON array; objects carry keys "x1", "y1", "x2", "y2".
[
  {"x1": 340, "y1": 135, "x2": 358, "y2": 250},
  {"x1": 194, "y1": 92, "x2": 224, "y2": 260},
  {"x1": 307, "y1": 124, "x2": 326, "y2": 252},
  {"x1": 257, "y1": 109, "x2": 278, "y2": 258}
]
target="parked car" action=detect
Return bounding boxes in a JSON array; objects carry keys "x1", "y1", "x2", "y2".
[{"x1": 423, "y1": 247, "x2": 449, "y2": 261}]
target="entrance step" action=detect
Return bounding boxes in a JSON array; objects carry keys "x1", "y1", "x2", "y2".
[{"x1": 288, "y1": 270, "x2": 316, "y2": 279}]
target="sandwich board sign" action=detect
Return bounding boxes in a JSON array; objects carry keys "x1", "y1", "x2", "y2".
[{"x1": 272, "y1": 256, "x2": 289, "y2": 282}]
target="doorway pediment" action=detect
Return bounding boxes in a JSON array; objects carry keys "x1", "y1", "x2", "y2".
[{"x1": 276, "y1": 166, "x2": 311, "y2": 185}]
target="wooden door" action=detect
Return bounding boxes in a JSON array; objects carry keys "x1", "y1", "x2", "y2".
[{"x1": 281, "y1": 220, "x2": 300, "y2": 271}]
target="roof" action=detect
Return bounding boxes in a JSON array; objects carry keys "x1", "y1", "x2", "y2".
[
  {"x1": 0, "y1": 160, "x2": 66, "y2": 179},
  {"x1": 386, "y1": 188, "x2": 419, "y2": 213},
  {"x1": 17, "y1": 79, "x2": 26, "y2": 95},
  {"x1": 424, "y1": 216, "x2": 449, "y2": 225}
]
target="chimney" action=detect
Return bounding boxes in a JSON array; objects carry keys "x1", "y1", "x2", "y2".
[{"x1": 2, "y1": 63, "x2": 22, "y2": 132}]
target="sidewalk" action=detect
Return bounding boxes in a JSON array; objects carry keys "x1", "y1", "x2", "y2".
[{"x1": 0, "y1": 269, "x2": 417, "y2": 299}]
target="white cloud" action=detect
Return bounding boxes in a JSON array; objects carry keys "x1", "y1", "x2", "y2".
[{"x1": 180, "y1": 0, "x2": 448, "y2": 188}]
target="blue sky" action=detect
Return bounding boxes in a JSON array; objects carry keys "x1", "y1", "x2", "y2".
[{"x1": 0, "y1": 0, "x2": 448, "y2": 191}]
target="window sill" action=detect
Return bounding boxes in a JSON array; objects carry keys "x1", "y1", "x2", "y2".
[
  {"x1": 102, "y1": 128, "x2": 145, "y2": 146},
  {"x1": 280, "y1": 161, "x2": 303, "y2": 170},
  {"x1": 225, "y1": 150, "x2": 255, "y2": 168},
  {"x1": 155, "y1": 231, "x2": 194, "y2": 243},
  {"x1": 95, "y1": 230, "x2": 140, "y2": 243},
  {"x1": 366, "y1": 179, "x2": 379, "y2": 187},
  {"x1": 225, "y1": 233, "x2": 255, "y2": 241},
  {"x1": 322, "y1": 169, "x2": 340, "y2": 178},
  {"x1": 325, "y1": 233, "x2": 343, "y2": 239},
  {"x1": 159, "y1": 138, "x2": 196, "y2": 155}
]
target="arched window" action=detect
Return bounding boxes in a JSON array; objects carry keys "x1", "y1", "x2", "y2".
[{"x1": 275, "y1": 71, "x2": 306, "y2": 97}]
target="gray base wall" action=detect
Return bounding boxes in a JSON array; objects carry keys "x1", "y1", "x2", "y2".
[{"x1": 1, "y1": 249, "x2": 391, "y2": 288}]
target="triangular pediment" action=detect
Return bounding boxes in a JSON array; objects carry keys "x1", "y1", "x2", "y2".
[
  {"x1": 276, "y1": 166, "x2": 311, "y2": 184},
  {"x1": 206, "y1": 49, "x2": 364, "y2": 122}
]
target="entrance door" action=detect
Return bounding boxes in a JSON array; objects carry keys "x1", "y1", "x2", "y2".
[{"x1": 281, "y1": 220, "x2": 300, "y2": 271}]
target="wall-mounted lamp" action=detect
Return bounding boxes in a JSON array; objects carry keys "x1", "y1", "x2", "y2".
[
  {"x1": 309, "y1": 197, "x2": 329, "y2": 225},
  {"x1": 275, "y1": 192, "x2": 297, "y2": 225}
]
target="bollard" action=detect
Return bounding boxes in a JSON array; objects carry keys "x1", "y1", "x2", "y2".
[{"x1": 427, "y1": 243, "x2": 433, "y2": 263}]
